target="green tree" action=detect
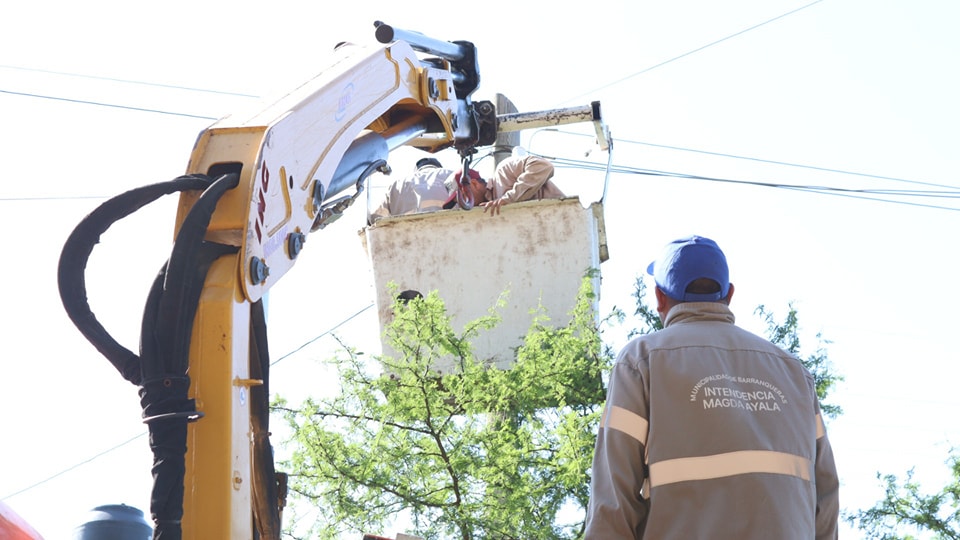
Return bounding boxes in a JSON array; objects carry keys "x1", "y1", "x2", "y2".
[
  {"x1": 627, "y1": 277, "x2": 662, "y2": 336},
  {"x1": 755, "y1": 303, "x2": 842, "y2": 418},
  {"x1": 848, "y1": 452, "x2": 960, "y2": 539},
  {"x1": 275, "y1": 278, "x2": 611, "y2": 540}
]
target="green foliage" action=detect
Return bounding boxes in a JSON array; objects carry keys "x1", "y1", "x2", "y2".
[
  {"x1": 628, "y1": 277, "x2": 662, "y2": 337},
  {"x1": 847, "y1": 451, "x2": 960, "y2": 539},
  {"x1": 755, "y1": 304, "x2": 843, "y2": 418},
  {"x1": 275, "y1": 277, "x2": 611, "y2": 540}
]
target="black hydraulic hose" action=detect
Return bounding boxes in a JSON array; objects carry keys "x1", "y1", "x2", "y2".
[
  {"x1": 59, "y1": 172, "x2": 241, "y2": 540},
  {"x1": 58, "y1": 175, "x2": 213, "y2": 385},
  {"x1": 249, "y1": 299, "x2": 283, "y2": 538},
  {"x1": 136, "y1": 173, "x2": 239, "y2": 540},
  {"x1": 143, "y1": 172, "x2": 240, "y2": 380}
]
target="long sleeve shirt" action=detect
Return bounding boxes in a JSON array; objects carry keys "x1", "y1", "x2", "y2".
[
  {"x1": 488, "y1": 155, "x2": 564, "y2": 203},
  {"x1": 368, "y1": 165, "x2": 454, "y2": 224}
]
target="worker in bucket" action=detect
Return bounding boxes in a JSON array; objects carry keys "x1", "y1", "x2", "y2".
[{"x1": 368, "y1": 157, "x2": 455, "y2": 224}]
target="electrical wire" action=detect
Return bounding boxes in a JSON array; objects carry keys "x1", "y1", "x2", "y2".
[
  {"x1": 2, "y1": 1, "x2": 825, "y2": 127},
  {"x1": 546, "y1": 154, "x2": 960, "y2": 212},
  {"x1": 270, "y1": 302, "x2": 375, "y2": 367},
  {"x1": 555, "y1": 154, "x2": 960, "y2": 197},
  {"x1": 614, "y1": 137, "x2": 960, "y2": 191},
  {"x1": 1, "y1": 432, "x2": 147, "y2": 501},
  {"x1": 523, "y1": 128, "x2": 960, "y2": 211},
  {"x1": 559, "y1": 0, "x2": 826, "y2": 105},
  {"x1": 0, "y1": 88, "x2": 218, "y2": 120},
  {"x1": 0, "y1": 63, "x2": 259, "y2": 98},
  {"x1": 535, "y1": 128, "x2": 960, "y2": 192}
]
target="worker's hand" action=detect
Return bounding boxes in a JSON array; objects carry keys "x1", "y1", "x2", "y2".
[{"x1": 482, "y1": 197, "x2": 507, "y2": 216}]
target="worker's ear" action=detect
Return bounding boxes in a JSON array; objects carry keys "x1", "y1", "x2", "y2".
[
  {"x1": 472, "y1": 179, "x2": 488, "y2": 200},
  {"x1": 724, "y1": 283, "x2": 735, "y2": 305},
  {"x1": 654, "y1": 286, "x2": 670, "y2": 314}
]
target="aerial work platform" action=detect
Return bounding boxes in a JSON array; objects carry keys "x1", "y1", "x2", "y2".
[{"x1": 362, "y1": 197, "x2": 608, "y2": 371}]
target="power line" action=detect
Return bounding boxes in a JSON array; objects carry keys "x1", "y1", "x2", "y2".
[
  {"x1": 537, "y1": 128, "x2": 960, "y2": 191},
  {"x1": 1, "y1": 431, "x2": 147, "y2": 501},
  {"x1": 2, "y1": 1, "x2": 826, "y2": 137},
  {"x1": 0, "y1": 63, "x2": 259, "y2": 98},
  {"x1": 560, "y1": 0, "x2": 826, "y2": 105},
  {"x1": 3, "y1": 2, "x2": 824, "y2": 125},
  {"x1": 548, "y1": 155, "x2": 960, "y2": 212},
  {"x1": 528, "y1": 130, "x2": 960, "y2": 210},
  {"x1": 615, "y1": 137, "x2": 960, "y2": 191},
  {"x1": 0, "y1": 88, "x2": 219, "y2": 120},
  {"x1": 271, "y1": 302, "x2": 375, "y2": 367},
  {"x1": 685, "y1": 172, "x2": 960, "y2": 211}
]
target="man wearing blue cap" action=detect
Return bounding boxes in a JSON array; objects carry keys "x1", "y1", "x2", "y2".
[{"x1": 585, "y1": 236, "x2": 839, "y2": 539}]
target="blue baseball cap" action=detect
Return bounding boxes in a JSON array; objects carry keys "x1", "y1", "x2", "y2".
[{"x1": 646, "y1": 236, "x2": 730, "y2": 302}]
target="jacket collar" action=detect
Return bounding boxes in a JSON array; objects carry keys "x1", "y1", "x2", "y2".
[{"x1": 664, "y1": 302, "x2": 736, "y2": 327}]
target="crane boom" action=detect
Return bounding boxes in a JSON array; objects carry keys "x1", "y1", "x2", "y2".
[{"x1": 172, "y1": 29, "x2": 494, "y2": 540}]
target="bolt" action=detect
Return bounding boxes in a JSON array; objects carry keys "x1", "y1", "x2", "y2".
[
  {"x1": 249, "y1": 257, "x2": 269, "y2": 285},
  {"x1": 287, "y1": 232, "x2": 305, "y2": 259}
]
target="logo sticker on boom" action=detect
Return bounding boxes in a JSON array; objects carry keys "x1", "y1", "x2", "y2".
[
  {"x1": 335, "y1": 83, "x2": 355, "y2": 122},
  {"x1": 254, "y1": 162, "x2": 270, "y2": 244}
]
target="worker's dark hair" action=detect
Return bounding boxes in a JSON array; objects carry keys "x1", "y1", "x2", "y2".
[
  {"x1": 416, "y1": 157, "x2": 442, "y2": 170},
  {"x1": 682, "y1": 278, "x2": 731, "y2": 304},
  {"x1": 397, "y1": 289, "x2": 424, "y2": 304},
  {"x1": 685, "y1": 278, "x2": 721, "y2": 295}
]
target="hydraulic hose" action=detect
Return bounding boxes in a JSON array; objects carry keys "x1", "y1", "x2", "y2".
[
  {"x1": 58, "y1": 175, "x2": 214, "y2": 385},
  {"x1": 58, "y1": 173, "x2": 241, "y2": 540}
]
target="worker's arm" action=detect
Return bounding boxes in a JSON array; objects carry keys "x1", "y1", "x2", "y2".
[
  {"x1": 481, "y1": 156, "x2": 558, "y2": 216},
  {"x1": 492, "y1": 156, "x2": 557, "y2": 203},
  {"x1": 585, "y1": 360, "x2": 650, "y2": 539},
  {"x1": 814, "y1": 409, "x2": 840, "y2": 539}
]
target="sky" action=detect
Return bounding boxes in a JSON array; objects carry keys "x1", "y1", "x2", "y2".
[{"x1": 2, "y1": 0, "x2": 959, "y2": 538}]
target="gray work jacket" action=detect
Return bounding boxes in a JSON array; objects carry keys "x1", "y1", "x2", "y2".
[{"x1": 585, "y1": 302, "x2": 839, "y2": 539}]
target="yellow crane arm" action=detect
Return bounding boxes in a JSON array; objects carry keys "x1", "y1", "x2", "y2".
[{"x1": 176, "y1": 26, "x2": 493, "y2": 540}]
